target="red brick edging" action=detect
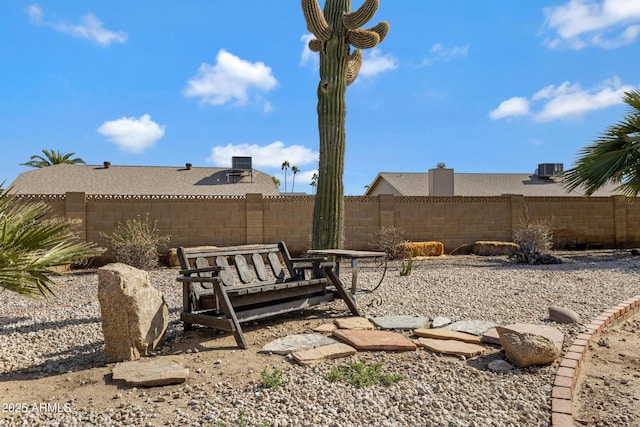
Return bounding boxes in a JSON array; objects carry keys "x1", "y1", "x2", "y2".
[{"x1": 551, "y1": 294, "x2": 640, "y2": 427}]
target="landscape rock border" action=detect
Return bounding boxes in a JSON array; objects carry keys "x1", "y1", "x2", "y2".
[{"x1": 550, "y1": 294, "x2": 640, "y2": 427}]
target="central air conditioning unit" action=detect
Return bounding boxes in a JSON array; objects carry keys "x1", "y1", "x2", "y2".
[{"x1": 537, "y1": 163, "x2": 563, "y2": 178}]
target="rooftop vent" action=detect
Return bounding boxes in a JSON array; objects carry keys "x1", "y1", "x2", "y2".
[
  {"x1": 436, "y1": 162, "x2": 446, "y2": 169},
  {"x1": 103, "y1": 161, "x2": 111, "y2": 169},
  {"x1": 537, "y1": 163, "x2": 563, "y2": 178},
  {"x1": 185, "y1": 163, "x2": 192, "y2": 170}
]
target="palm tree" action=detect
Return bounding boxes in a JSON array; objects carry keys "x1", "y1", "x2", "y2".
[
  {"x1": 271, "y1": 176, "x2": 281, "y2": 191},
  {"x1": 281, "y1": 161, "x2": 290, "y2": 193},
  {"x1": 564, "y1": 89, "x2": 640, "y2": 197},
  {"x1": 0, "y1": 186, "x2": 99, "y2": 299},
  {"x1": 22, "y1": 149, "x2": 86, "y2": 168},
  {"x1": 310, "y1": 172, "x2": 318, "y2": 195},
  {"x1": 291, "y1": 165, "x2": 300, "y2": 192}
]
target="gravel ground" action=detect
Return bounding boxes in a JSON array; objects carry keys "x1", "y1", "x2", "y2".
[{"x1": 1, "y1": 250, "x2": 639, "y2": 426}]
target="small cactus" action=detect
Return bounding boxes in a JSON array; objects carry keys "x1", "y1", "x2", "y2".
[{"x1": 400, "y1": 254, "x2": 413, "y2": 277}]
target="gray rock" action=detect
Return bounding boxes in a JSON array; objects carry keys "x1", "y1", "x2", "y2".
[
  {"x1": 548, "y1": 305, "x2": 581, "y2": 324},
  {"x1": 487, "y1": 359, "x2": 514, "y2": 372},
  {"x1": 98, "y1": 263, "x2": 169, "y2": 363}
]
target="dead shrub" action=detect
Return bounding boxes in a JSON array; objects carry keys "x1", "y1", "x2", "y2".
[{"x1": 370, "y1": 226, "x2": 410, "y2": 260}]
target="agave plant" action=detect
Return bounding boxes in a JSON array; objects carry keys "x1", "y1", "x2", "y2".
[{"x1": 0, "y1": 186, "x2": 99, "y2": 298}]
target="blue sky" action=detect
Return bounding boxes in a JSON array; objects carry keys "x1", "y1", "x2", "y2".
[{"x1": 2, "y1": 1, "x2": 640, "y2": 195}]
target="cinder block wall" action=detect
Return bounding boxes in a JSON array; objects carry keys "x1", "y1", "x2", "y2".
[{"x1": 29, "y1": 192, "x2": 640, "y2": 255}]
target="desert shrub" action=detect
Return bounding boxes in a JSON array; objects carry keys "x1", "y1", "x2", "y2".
[
  {"x1": 101, "y1": 214, "x2": 170, "y2": 270},
  {"x1": 370, "y1": 226, "x2": 410, "y2": 260}
]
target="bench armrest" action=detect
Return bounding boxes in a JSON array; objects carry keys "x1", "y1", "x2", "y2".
[
  {"x1": 179, "y1": 265, "x2": 223, "y2": 276},
  {"x1": 289, "y1": 256, "x2": 327, "y2": 263}
]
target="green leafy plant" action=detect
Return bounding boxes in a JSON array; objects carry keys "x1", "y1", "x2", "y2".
[
  {"x1": 400, "y1": 253, "x2": 413, "y2": 276},
  {"x1": 326, "y1": 360, "x2": 403, "y2": 388},
  {"x1": 101, "y1": 214, "x2": 170, "y2": 270},
  {"x1": 260, "y1": 368, "x2": 289, "y2": 390},
  {"x1": 0, "y1": 186, "x2": 100, "y2": 298}
]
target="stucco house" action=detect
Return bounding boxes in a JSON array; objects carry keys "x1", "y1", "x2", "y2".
[
  {"x1": 364, "y1": 163, "x2": 622, "y2": 197},
  {"x1": 9, "y1": 159, "x2": 279, "y2": 196}
]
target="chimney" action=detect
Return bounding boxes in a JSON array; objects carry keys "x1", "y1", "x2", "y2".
[
  {"x1": 428, "y1": 163, "x2": 454, "y2": 196},
  {"x1": 185, "y1": 163, "x2": 192, "y2": 170},
  {"x1": 103, "y1": 161, "x2": 111, "y2": 169}
]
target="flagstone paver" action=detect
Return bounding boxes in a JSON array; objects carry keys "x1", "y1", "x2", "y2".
[
  {"x1": 334, "y1": 317, "x2": 374, "y2": 330},
  {"x1": 291, "y1": 343, "x2": 357, "y2": 365},
  {"x1": 481, "y1": 327, "x2": 501, "y2": 345},
  {"x1": 259, "y1": 334, "x2": 337, "y2": 355},
  {"x1": 112, "y1": 355, "x2": 189, "y2": 387},
  {"x1": 332, "y1": 329, "x2": 417, "y2": 351},
  {"x1": 313, "y1": 323, "x2": 337, "y2": 333},
  {"x1": 446, "y1": 320, "x2": 497, "y2": 336},
  {"x1": 415, "y1": 337, "x2": 486, "y2": 358},
  {"x1": 414, "y1": 327, "x2": 482, "y2": 344},
  {"x1": 370, "y1": 315, "x2": 429, "y2": 330},
  {"x1": 431, "y1": 316, "x2": 452, "y2": 328}
]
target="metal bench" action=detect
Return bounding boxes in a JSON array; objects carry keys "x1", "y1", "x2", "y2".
[{"x1": 176, "y1": 241, "x2": 360, "y2": 348}]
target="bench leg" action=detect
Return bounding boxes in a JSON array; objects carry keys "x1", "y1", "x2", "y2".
[
  {"x1": 324, "y1": 266, "x2": 361, "y2": 317},
  {"x1": 213, "y1": 281, "x2": 248, "y2": 349}
]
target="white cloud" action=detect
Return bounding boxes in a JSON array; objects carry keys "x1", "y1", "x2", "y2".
[
  {"x1": 489, "y1": 97, "x2": 530, "y2": 120},
  {"x1": 26, "y1": 4, "x2": 127, "y2": 46},
  {"x1": 543, "y1": 0, "x2": 640, "y2": 49},
  {"x1": 421, "y1": 43, "x2": 469, "y2": 65},
  {"x1": 490, "y1": 77, "x2": 634, "y2": 122},
  {"x1": 207, "y1": 141, "x2": 318, "y2": 169},
  {"x1": 97, "y1": 115, "x2": 165, "y2": 153},
  {"x1": 183, "y1": 49, "x2": 277, "y2": 108},
  {"x1": 300, "y1": 34, "x2": 317, "y2": 67},
  {"x1": 359, "y1": 49, "x2": 397, "y2": 78}
]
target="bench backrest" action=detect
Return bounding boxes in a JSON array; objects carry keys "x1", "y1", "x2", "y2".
[{"x1": 177, "y1": 243, "x2": 299, "y2": 287}]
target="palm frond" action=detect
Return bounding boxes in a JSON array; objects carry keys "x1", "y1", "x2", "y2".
[{"x1": 564, "y1": 89, "x2": 640, "y2": 197}]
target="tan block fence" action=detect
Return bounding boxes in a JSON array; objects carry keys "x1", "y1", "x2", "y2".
[{"x1": 27, "y1": 193, "x2": 640, "y2": 255}]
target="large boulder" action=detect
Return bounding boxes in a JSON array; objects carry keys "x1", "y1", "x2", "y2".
[
  {"x1": 496, "y1": 324, "x2": 562, "y2": 368},
  {"x1": 98, "y1": 263, "x2": 169, "y2": 363}
]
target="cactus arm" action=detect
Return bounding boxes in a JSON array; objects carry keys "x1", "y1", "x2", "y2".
[
  {"x1": 343, "y1": 0, "x2": 379, "y2": 30},
  {"x1": 347, "y1": 29, "x2": 380, "y2": 49},
  {"x1": 365, "y1": 20, "x2": 390, "y2": 43},
  {"x1": 302, "y1": 0, "x2": 332, "y2": 41},
  {"x1": 308, "y1": 38, "x2": 322, "y2": 52},
  {"x1": 346, "y1": 48, "x2": 363, "y2": 86}
]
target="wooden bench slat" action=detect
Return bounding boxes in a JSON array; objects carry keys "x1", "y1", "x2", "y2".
[
  {"x1": 252, "y1": 253, "x2": 268, "y2": 281},
  {"x1": 267, "y1": 252, "x2": 285, "y2": 281},
  {"x1": 216, "y1": 256, "x2": 235, "y2": 287},
  {"x1": 235, "y1": 254, "x2": 253, "y2": 283}
]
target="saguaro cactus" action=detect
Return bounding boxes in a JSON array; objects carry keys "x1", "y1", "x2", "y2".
[{"x1": 302, "y1": 0, "x2": 389, "y2": 249}]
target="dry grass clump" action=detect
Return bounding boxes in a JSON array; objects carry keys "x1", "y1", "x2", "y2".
[{"x1": 405, "y1": 241, "x2": 444, "y2": 257}]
